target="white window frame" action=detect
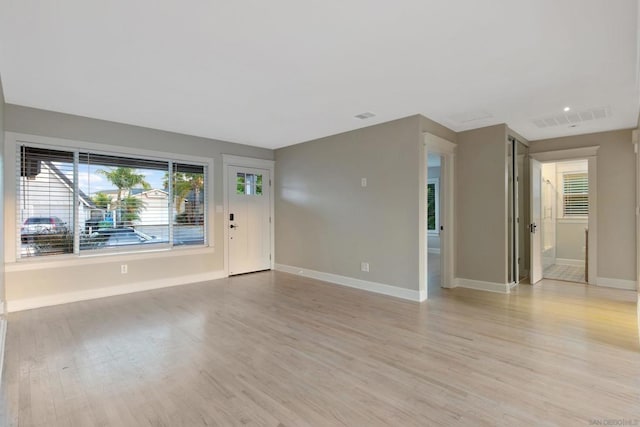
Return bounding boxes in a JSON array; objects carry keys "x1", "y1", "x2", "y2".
[
  {"x1": 427, "y1": 178, "x2": 440, "y2": 235},
  {"x1": 5, "y1": 132, "x2": 214, "y2": 265}
]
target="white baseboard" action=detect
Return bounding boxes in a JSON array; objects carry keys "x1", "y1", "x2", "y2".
[
  {"x1": 427, "y1": 248, "x2": 441, "y2": 254},
  {"x1": 595, "y1": 277, "x2": 637, "y2": 291},
  {"x1": 7, "y1": 270, "x2": 227, "y2": 312},
  {"x1": 454, "y1": 278, "x2": 512, "y2": 294},
  {"x1": 275, "y1": 264, "x2": 426, "y2": 302},
  {"x1": 556, "y1": 258, "x2": 585, "y2": 267}
]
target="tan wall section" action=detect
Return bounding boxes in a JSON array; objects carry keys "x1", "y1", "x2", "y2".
[
  {"x1": 456, "y1": 124, "x2": 508, "y2": 284},
  {"x1": 275, "y1": 115, "x2": 447, "y2": 291},
  {"x1": 529, "y1": 129, "x2": 636, "y2": 281},
  {"x1": 420, "y1": 115, "x2": 457, "y2": 143},
  {"x1": 556, "y1": 221, "x2": 587, "y2": 261},
  {"x1": 5, "y1": 251, "x2": 216, "y2": 301},
  {"x1": 4, "y1": 105, "x2": 273, "y2": 304}
]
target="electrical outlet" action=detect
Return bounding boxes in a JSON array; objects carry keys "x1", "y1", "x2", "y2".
[
  {"x1": 121, "y1": 264, "x2": 128, "y2": 274},
  {"x1": 361, "y1": 262, "x2": 369, "y2": 272}
]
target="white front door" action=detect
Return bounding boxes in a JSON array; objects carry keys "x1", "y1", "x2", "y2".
[
  {"x1": 530, "y1": 158, "x2": 543, "y2": 284},
  {"x1": 228, "y1": 166, "x2": 271, "y2": 275}
]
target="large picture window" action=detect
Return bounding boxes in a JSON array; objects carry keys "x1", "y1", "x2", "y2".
[{"x1": 17, "y1": 144, "x2": 207, "y2": 258}]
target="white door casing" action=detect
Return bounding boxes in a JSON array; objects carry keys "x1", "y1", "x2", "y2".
[
  {"x1": 530, "y1": 158, "x2": 543, "y2": 284},
  {"x1": 422, "y1": 133, "x2": 456, "y2": 299},
  {"x1": 530, "y1": 146, "x2": 598, "y2": 285},
  {"x1": 228, "y1": 166, "x2": 271, "y2": 275},
  {"x1": 223, "y1": 155, "x2": 275, "y2": 277}
]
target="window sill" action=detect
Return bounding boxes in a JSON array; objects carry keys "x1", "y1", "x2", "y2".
[
  {"x1": 6, "y1": 245, "x2": 215, "y2": 272},
  {"x1": 557, "y1": 217, "x2": 588, "y2": 224}
]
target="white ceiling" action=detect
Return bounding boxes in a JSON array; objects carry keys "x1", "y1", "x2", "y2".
[{"x1": 1, "y1": 0, "x2": 638, "y2": 149}]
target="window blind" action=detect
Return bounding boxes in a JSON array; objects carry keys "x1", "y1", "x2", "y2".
[
  {"x1": 78, "y1": 152, "x2": 171, "y2": 252},
  {"x1": 172, "y1": 163, "x2": 206, "y2": 246},
  {"x1": 563, "y1": 172, "x2": 588, "y2": 216},
  {"x1": 17, "y1": 143, "x2": 209, "y2": 258},
  {"x1": 18, "y1": 146, "x2": 75, "y2": 257}
]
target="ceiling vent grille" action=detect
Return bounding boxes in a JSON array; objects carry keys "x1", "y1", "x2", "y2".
[
  {"x1": 533, "y1": 107, "x2": 609, "y2": 128},
  {"x1": 354, "y1": 112, "x2": 376, "y2": 120}
]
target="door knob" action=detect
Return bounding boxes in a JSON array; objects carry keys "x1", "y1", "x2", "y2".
[{"x1": 230, "y1": 224, "x2": 238, "y2": 229}]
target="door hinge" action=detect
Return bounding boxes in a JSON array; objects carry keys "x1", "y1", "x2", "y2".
[
  {"x1": 270, "y1": 254, "x2": 272, "y2": 260},
  {"x1": 269, "y1": 216, "x2": 272, "y2": 223},
  {"x1": 269, "y1": 179, "x2": 272, "y2": 186}
]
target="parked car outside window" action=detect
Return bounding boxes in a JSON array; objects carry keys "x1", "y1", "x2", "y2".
[{"x1": 21, "y1": 217, "x2": 69, "y2": 243}]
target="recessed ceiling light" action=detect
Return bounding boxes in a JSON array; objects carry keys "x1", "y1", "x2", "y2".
[
  {"x1": 354, "y1": 112, "x2": 376, "y2": 120},
  {"x1": 563, "y1": 106, "x2": 571, "y2": 112}
]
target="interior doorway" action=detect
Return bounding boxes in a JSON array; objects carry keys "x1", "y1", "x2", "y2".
[
  {"x1": 529, "y1": 147, "x2": 597, "y2": 285},
  {"x1": 422, "y1": 133, "x2": 455, "y2": 300},
  {"x1": 427, "y1": 153, "x2": 443, "y2": 295},
  {"x1": 539, "y1": 160, "x2": 589, "y2": 283}
]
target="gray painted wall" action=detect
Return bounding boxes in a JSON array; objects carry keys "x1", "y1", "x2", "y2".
[
  {"x1": 275, "y1": 115, "x2": 455, "y2": 291},
  {"x1": 529, "y1": 129, "x2": 636, "y2": 281},
  {"x1": 3, "y1": 103, "x2": 635, "y2": 304},
  {"x1": 420, "y1": 116, "x2": 458, "y2": 143},
  {"x1": 556, "y1": 221, "x2": 587, "y2": 261},
  {"x1": 275, "y1": 116, "x2": 423, "y2": 290},
  {"x1": 456, "y1": 124, "x2": 508, "y2": 284},
  {"x1": 3, "y1": 105, "x2": 273, "y2": 303}
]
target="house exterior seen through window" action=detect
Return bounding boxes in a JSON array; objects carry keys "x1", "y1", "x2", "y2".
[{"x1": 18, "y1": 145, "x2": 207, "y2": 258}]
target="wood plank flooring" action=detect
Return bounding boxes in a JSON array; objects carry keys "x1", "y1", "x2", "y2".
[{"x1": 0, "y1": 271, "x2": 638, "y2": 426}]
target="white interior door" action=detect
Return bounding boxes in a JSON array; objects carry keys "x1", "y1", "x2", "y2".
[
  {"x1": 228, "y1": 166, "x2": 271, "y2": 275},
  {"x1": 530, "y1": 158, "x2": 543, "y2": 284}
]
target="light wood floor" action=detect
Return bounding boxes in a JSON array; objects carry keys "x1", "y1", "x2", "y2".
[{"x1": 1, "y1": 271, "x2": 638, "y2": 426}]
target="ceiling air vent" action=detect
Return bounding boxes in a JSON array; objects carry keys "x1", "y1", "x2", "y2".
[
  {"x1": 533, "y1": 106, "x2": 609, "y2": 128},
  {"x1": 354, "y1": 112, "x2": 376, "y2": 120}
]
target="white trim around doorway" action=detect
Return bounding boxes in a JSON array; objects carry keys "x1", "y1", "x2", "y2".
[
  {"x1": 421, "y1": 133, "x2": 456, "y2": 300},
  {"x1": 530, "y1": 146, "x2": 598, "y2": 285},
  {"x1": 222, "y1": 155, "x2": 276, "y2": 276}
]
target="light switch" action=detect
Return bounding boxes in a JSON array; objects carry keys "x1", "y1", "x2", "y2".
[{"x1": 361, "y1": 178, "x2": 367, "y2": 187}]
